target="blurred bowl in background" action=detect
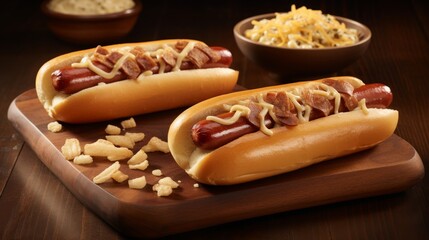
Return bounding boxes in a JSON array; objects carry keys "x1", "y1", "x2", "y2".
[
  {"x1": 233, "y1": 13, "x2": 371, "y2": 79},
  {"x1": 41, "y1": 0, "x2": 142, "y2": 45}
]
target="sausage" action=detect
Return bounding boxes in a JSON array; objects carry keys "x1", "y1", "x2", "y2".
[
  {"x1": 51, "y1": 64, "x2": 126, "y2": 95},
  {"x1": 192, "y1": 112, "x2": 274, "y2": 149},
  {"x1": 52, "y1": 46, "x2": 233, "y2": 94},
  {"x1": 191, "y1": 83, "x2": 393, "y2": 150},
  {"x1": 201, "y1": 46, "x2": 233, "y2": 68},
  {"x1": 353, "y1": 83, "x2": 393, "y2": 108}
]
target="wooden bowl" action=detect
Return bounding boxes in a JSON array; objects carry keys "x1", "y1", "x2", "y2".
[
  {"x1": 233, "y1": 13, "x2": 371, "y2": 78},
  {"x1": 41, "y1": 0, "x2": 142, "y2": 45}
]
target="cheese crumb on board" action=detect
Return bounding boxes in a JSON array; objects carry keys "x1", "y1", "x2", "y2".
[
  {"x1": 152, "y1": 169, "x2": 163, "y2": 176},
  {"x1": 47, "y1": 121, "x2": 62, "y2": 133},
  {"x1": 142, "y1": 137, "x2": 170, "y2": 153},
  {"x1": 128, "y1": 176, "x2": 147, "y2": 189},
  {"x1": 73, "y1": 154, "x2": 93, "y2": 165},
  {"x1": 61, "y1": 138, "x2": 81, "y2": 160}
]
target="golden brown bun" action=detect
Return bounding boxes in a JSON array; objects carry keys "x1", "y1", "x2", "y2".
[
  {"x1": 168, "y1": 77, "x2": 399, "y2": 185},
  {"x1": 35, "y1": 39, "x2": 239, "y2": 123}
]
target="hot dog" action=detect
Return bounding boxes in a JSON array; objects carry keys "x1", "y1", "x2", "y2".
[
  {"x1": 36, "y1": 39, "x2": 239, "y2": 123},
  {"x1": 168, "y1": 76, "x2": 399, "y2": 185},
  {"x1": 191, "y1": 82, "x2": 393, "y2": 150},
  {"x1": 51, "y1": 45, "x2": 234, "y2": 94}
]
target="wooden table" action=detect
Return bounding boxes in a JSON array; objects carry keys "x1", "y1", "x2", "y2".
[{"x1": 1, "y1": 0, "x2": 428, "y2": 239}]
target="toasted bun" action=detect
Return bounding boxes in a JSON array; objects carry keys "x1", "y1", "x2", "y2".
[
  {"x1": 36, "y1": 39, "x2": 239, "y2": 123},
  {"x1": 168, "y1": 77, "x2": 399, "y2": 185}
]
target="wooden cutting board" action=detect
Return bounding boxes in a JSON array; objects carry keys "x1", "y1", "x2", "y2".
[{"x1": 8, "y1": 89, "x2": 424, "y2": 238}]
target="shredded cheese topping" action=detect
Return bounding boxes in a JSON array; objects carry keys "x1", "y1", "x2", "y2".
[
  {"x1": 245, "y1": 5, "x2": 359, "y2": 48},
  {"x1": 358, "y1": 98, "x2": 369, "y2": 114},
  {"x1": 256, "y1": 94, "x2": 275, "y2": 135},
  {"x1": 172, "y1": 42, "x2": 196, "y2": 71},
  {"x1": 206, "y1": 105, "x2": 251, "y2": 125},
  {"x1": 207, "y1": 82, "x2": 369, "y2": 136},
  {"x1": 71, "y1": 42, "x2": 198, "y2": 80}
]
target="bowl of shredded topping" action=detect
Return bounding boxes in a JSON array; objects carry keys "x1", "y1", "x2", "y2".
[
  {"x1": 42, "y1": 0, "x2": 142, "y2": 44},
  {"x1": 233, "y1": 5, "x2": 371, "y2": 78}
]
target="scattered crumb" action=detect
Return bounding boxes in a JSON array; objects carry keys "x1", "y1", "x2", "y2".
[
  {"x1": 47, "y1": 121, "x2": 62, "y2": 133},
  {"x1": 61, "y1": 138, "x2": 81, "y2": 160},
  {"x1": 152, "y1": 177, "x2": 179, "y2": 197},
  {"x1": 127, "y1": 149, "x2": 147, "y2": 165},
  {"x1": 111, "y1": 170, "x2": 129, "y2": 183},
  {"x1": 128, "y1": 176, "x2": 147, "y2": 189},
  {"x1": 73, "y1": 154, "x2": 93, "y2": 165},
  {"x1": 84, "y1": 139, "x2": 133, "y2": 161},
  {"x1": 128, "y1": 160, "x2": 149, "y2": 171},
  {"x1": 105, "y1": 124, "x2": 121, "y2": 135},
  {"x1": 62, "y1": 117, "x2": 187, "y2": 197},
  {"x1": 152, "y1": 169, "x2": 163, "y2": 176},
  {"x1": 152, "y1": 184, "x2": 173, "y2": 197},
  {"x1": 141, "y1": 136, "x2": 170, "y2": 153},
  {"x1": 93, "y1": 161, "x2": 120, "y2": 184},
  {"x1": 105, "y1": 135, "x2": 135, "y2": 149},
  {"x1": 121, "y1": 117, "x2": 136, "y2": 129},
  {"x1": 125, "y1": 132, "x2": 145, "y2": 142}
]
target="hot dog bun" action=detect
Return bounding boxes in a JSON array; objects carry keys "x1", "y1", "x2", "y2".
[
  {"x1": 168, "y1": 76, "x2": 399, "y2": 185},
  {"x1": 36, "y1": 39, "x2": 239, "y2": 123}
]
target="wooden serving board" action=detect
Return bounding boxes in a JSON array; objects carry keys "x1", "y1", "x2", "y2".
[{"x1": 8, "y1": 89, "x2": 424, "y2": 238}]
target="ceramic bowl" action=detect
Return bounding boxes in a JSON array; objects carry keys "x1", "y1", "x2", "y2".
[
  {"x1": 41, "y1": 0, "x2": 142, "y2": 45},
  {"x1": 233, "y1": 13, "x2": 371, "y2": 78}
]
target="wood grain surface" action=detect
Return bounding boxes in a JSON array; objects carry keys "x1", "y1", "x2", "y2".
[{"x1": 7, "y1": 89, "x2": 424, "y2": 238}]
